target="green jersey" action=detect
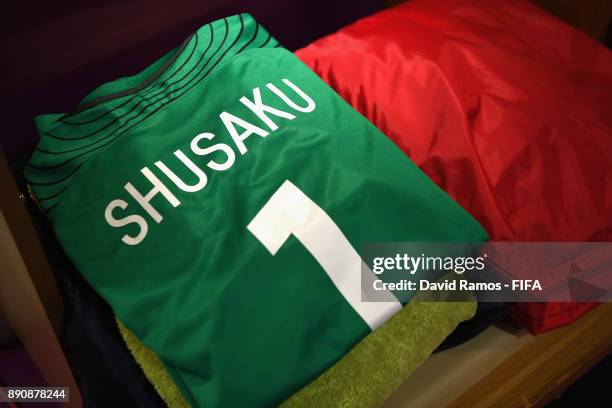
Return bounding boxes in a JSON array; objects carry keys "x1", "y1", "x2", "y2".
[{"x1": 26, "y1": 14, "x2": 486, "y2": 407}]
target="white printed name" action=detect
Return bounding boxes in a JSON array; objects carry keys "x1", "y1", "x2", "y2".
[{"x1": 104, "y1": 78, "x2": 316, "y2": 245}]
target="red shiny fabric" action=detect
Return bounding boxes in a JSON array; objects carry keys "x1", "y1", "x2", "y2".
[{"x1": 296, "y1": 0, "x2": 612, "y2": 334}]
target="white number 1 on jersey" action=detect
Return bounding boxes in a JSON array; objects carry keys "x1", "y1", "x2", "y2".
[{"x1": 247, "y1": 180, "x2": 401, "y2": 330}]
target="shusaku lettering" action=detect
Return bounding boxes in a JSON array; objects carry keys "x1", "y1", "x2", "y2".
[{"x1": 104, "y1": 78, "x2": 316, "y2": 245}]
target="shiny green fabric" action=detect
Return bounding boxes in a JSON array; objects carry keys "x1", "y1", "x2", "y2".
[{"x1": 26, "y1": 14, "x2": 487, "y2": 408}]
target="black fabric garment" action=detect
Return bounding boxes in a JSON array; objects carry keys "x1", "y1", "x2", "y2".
[{"x1": 435, "y1": 301, "x2": 507, "y2": 353}]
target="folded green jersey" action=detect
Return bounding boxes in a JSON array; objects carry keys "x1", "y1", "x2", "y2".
[{"x1": 26, "y1": 14, "x2": 486, "y2": 407}]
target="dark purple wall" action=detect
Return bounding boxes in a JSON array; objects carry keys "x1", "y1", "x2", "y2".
[{"x1": 1, "y1": 0, "x2": 382, "y2": 161}]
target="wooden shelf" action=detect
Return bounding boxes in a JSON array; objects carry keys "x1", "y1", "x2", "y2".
[
  {"x1": 384, "y1": 304, "x2": 612, "y2": 408},
  {"x1": 451, "y1": 303, "x2": 612, "y2": 407}
]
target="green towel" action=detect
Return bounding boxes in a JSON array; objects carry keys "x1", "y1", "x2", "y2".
[
  {"x1": 281, "y1": 299, "x2": 475, "y2": 408},
  {"x1": 118, "y1": 278, "x2": 475, "y2": 407}
]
